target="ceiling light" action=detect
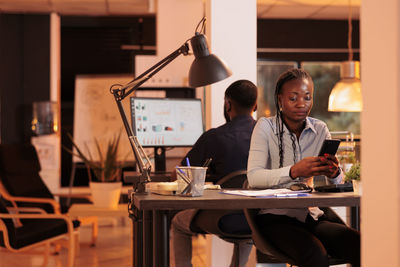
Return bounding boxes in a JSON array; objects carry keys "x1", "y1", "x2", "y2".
[{"x1": 328, "y1": 0, "x2": 362, "y2": 112}]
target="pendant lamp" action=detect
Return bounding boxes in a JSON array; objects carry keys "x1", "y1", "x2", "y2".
[{"x1": 328, "y1": 0, "x2": 362, "y2": 112}]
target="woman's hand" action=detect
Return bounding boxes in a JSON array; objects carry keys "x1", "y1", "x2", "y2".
[
  {"x1": 290, "y1": 154, "x2": 340, "y2": 179},
  {"x1": 319, "y1": 153, "x2": 340, "y2": 178}
]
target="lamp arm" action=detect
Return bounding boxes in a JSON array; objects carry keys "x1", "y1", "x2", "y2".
[
  {"x1": 113, "y1": 92, "x2": 152, "y2": 193},
  {"x1": 111, "y1": 42, "x2": 190, "y2": 193},
  {"x1": 116, "y1": 43, "x2": 190, "y2": 101}
]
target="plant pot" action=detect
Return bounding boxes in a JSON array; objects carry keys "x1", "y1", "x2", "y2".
[
  {"x1": 89, "y1": 181, "x2": 122, "y2": 209},
  {"x1": 352, "y1": 180, "x2": 362, "y2": 195}
]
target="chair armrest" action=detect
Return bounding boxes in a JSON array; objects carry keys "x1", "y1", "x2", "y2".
[
  {"x1": 3, "y1": 196, "x2": 61, "y2": 214},
  {"x1": 6, "y1": 207, "x2": 47, "y2": 214},
  {"x1": 0, "y1": 213, "x2": 74, "y2": 233},
  {"x1": 217, "y1": 170, "x2": 247, "y2": 186}
]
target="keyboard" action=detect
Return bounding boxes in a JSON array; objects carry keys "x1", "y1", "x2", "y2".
[{"x1": 314, "y1": 183, "x2": 353, "y2": 192}]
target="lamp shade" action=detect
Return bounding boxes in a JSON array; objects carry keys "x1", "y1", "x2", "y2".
[
  {"x1": 188, "y1": 34, "x2": 232, "y2": 87},
  {"x1": 328, "y1": 61, "x2": 362, "y2": 112}
]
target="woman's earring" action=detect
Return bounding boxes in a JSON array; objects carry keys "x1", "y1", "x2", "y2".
[{"x1": 279, "y1": 106, "x2": 282, "y2": 112}]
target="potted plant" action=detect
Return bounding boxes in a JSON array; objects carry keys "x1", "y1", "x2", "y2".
[
  {"x1": 65, "y1": 132, "x2": 127, "y2": 209},
  {"x1": 344, "y1": 162, "x2": 361, "y2": 195},
  {"x1": 338, "y1": 151, "x2": 356, "y2": 173}
]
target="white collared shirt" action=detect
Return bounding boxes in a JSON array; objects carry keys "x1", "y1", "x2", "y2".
[{"x1": 247, "y1": 116, "x2": 343, "y2": 222}]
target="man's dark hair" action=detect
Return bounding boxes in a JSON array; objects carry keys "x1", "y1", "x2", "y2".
[{"x1": 225, "y1": 79, "x2": 257, "y2": 110}]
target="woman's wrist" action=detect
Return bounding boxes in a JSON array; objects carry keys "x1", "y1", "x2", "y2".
[
  {"x1": 289, "y1": 166, "x2": 297, "y2": 180},
  {"x1": 331, "y1": 167, "x2": 341, "y2": 178}
]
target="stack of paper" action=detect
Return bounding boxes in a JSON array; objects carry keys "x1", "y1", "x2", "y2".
[{"x1": 147, "y1": 182, "x2": 178, "y2": 195}]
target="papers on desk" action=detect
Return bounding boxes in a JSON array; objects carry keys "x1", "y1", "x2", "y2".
[
  {"x1": 146, "y1": 182, "x2": 177, "y2": 195},
  {"x1": 221, "y1": 188, "x2": 311, "y2": 198}
]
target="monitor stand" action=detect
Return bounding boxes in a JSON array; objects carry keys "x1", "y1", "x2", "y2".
[{"x1": 153, "y1": 147, "x2": 166, "y2": 172}]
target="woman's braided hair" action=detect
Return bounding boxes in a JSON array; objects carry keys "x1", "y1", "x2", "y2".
[{"x1": 274, "y1": 68, "x2": 312, "y2": 168}]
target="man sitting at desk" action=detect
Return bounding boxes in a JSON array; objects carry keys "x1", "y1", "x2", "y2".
[{"x1": 171, "y1": 79, "x2": 257, "y2": 267}]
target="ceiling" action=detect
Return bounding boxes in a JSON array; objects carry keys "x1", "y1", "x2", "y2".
[{"x1": 0, "y1": 0, "x2": 360, "y2": 19}]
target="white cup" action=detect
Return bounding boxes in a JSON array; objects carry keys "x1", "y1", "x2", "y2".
[{"x1": 175, "y1": 166, "x2": 207, "y2": 197}]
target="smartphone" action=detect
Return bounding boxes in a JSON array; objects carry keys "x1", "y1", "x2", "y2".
[{"x1": 318, "y1": 139, "x2": 341, "y2": 156}]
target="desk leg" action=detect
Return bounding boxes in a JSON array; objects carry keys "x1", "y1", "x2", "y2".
[
  {"x1": 351, "y1": 206, "x2": 360, "y2": 231},
  {"x1": 143, "y1": 210, "x2": 153, "y2": 267},
  {"x1": 153, "y1": 210, "x2": 169, "y2": 267},
  {"x1": 130, "y1": 207, "x2": 143, "y2": 267}
]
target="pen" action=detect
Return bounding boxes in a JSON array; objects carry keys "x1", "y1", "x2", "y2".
[
  {"x1": 186, "y1": 157, "x2": 191, "y2": 167},
  {"x1": 176, "y1": 166, "x2": 191, "y2": 185},
  {"x1": 185, "y1": 157, "x2": 193, "y2": 194},
  {"x1": 275, "y1": 193, "x2": 309, "y2": 197},
  {"x1": 202, "y1": 158, "x2": 212, "y2": 168}
]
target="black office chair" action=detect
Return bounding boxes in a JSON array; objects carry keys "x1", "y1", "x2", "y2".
[
  {"x1": 217, "y1": 170, "x2": 249, "y2": 189},
  {"x1": 243, "y1": 179, "x2": 349, "y2": 266},
  {"x1": 0, "y1": 143, "x2": 98, "y2": 245},
  {"x1": 195, "y1": 170, "x2": 253, "y2": 267}
]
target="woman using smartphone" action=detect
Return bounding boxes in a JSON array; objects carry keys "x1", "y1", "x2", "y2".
[{"x1": 247, "y1": 68, "x2": 360, "y2": 267}]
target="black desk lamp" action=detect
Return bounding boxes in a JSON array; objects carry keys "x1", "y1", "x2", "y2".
[{"x1": 110, "y1": 17, "x2": 232, "y2": 193}]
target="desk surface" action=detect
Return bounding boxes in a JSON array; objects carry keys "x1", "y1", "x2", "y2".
[{"x1": 133, "y1": 190, "x2": 360, "y2": 210}]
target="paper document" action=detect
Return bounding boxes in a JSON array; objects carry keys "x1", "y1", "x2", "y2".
[{"x1": 221, "y1": 188, "x2": 310, "y2": 197}]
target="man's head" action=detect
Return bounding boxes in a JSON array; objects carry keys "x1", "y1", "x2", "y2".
[{"x1": 224, "y1": 79, "x2": 258, "y2": 121}]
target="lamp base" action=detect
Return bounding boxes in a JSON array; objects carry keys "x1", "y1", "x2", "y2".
[{"x1": 135, "y1": 182, "x2": 148, "y2": 194}]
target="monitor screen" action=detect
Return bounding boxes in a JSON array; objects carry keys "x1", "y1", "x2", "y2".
[{"x1": 130, "y1": 97, "x2": 204, "y2": 147}]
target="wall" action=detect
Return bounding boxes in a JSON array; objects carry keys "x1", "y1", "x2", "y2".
[
  {"x1": 361, "y1": 0, "x2": 400, "y2": 265},
  {"x1": 257, "y1": 19, "x2": 359, "y2": 61},
  {"x1": 0, "y1": 14, "x2": 50, "y2": 144},
  {"x1": 60, "y1": 16, "x2": 156, "y2": 186}
]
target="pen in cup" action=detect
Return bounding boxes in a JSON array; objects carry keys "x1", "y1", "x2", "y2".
[
  {"x1": 184, "y1": 158, "x2": 193, "y2": 195},
  {"x1": 185, "y1": 157, "x2": 193, "y2": 180},
  {"x1": 202, "y1": 158, "x2": 212, "y2": 168},
  {"x1": 186, "y1": 157, "x2": 191, "y2": 167},
  {"x1": 176, "y1": 166, "x2": 191, "y2": 185},
  {"x1": 177, "y1": 168, "x2": 192, "y2": 195}
]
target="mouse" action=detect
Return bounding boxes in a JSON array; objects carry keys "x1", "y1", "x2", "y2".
[{"x1": 290, "y1": 183, "x2": 312, "y2": 192}]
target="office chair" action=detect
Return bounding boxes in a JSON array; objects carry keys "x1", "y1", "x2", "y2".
[
  {"x1": 0, "y1": 196, "x2": 80, "y2": 267},
  {"x1": 242, "y1": 180, "x2": 349, "y2": 266},
  {"x1": 0, "y1": 143, "x2": 98, "y2": 245},
  {"x1": 196, "y1": 170, "x2": 253, "y2": 267}
]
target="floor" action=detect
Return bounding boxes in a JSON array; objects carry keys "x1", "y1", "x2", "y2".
[
  {"x1": 0, "y1": 220, "x2": 307, "y2": 267},
  {"x1": 0, "y1": 219, "x2": 208, "y2": 267}
]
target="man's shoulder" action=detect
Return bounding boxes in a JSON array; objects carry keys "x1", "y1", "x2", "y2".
[
  {"x1": 203, "y1": 127, "x2": 219, "y2": 136},
  {"x1": 219, "y1": 116, "x2": 256, "y2": 130},
  {"x1": 194, "y1": 127, "x2": 219, "y2": 144}
]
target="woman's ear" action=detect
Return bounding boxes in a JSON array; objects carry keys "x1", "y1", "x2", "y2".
[{"x1": 277, "y1": 95, "x2": 282, "y2": 111}]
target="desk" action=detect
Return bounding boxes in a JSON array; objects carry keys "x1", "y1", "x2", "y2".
[{"x1": 129, "y1": 190, "x2": 360, "y2": 267}]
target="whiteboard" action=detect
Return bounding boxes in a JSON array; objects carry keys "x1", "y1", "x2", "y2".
[{"x1": 73, "y1": 74, "x2": 165, "y2": 162}]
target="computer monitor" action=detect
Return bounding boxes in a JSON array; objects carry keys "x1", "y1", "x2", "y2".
[{"x1": 130, "y1": 97, "x2": 204, "y2": 171}]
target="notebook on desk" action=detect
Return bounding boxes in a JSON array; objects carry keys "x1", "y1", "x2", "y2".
[{"x1": 314, "y1": 183, "x2": 353, "y2": 192}]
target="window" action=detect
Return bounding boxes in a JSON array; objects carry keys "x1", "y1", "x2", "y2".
[
  {"x1": 256, "y1": 61, "x2": 297, "y2": 118},
  {"x1": 302, "y1": 62, "x2": 360, "y2": 135},
  {"x1": 256, "y1": 61, "x2": 360, "y2": 135}
]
